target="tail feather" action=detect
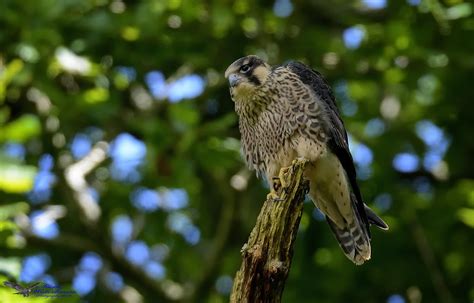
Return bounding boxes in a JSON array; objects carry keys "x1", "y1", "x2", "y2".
[
  {"x1": 364, "y1": 204, "x2": 389, "y2": 230},
  {"x1": 326, "y1": 207, "x2": 371, "y2": 265},
  {"x1": 326, "y1": 202, "x2": 389, "y2": 265}
]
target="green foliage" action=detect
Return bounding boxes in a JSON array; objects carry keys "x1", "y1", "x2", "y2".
[
  {"x1": 0, "y1": 161, "x2": 36, "y2": 193},
  {"x1": 0, "y1": 0, "x2": 473, "y2": 302}
]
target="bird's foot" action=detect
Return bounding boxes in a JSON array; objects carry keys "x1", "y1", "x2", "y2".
[
  {"x1": 269, "y1": 158, "x2": 309, "y2": 201},
  {"x1": 272, "y1": 176, "x2": 282, "y2": 192},
  {"x1": 280, "y1": 158, "x2": 309, "y2": 192},
  {"x1": 270, "y1": 176, "x2": 286, "y2": 201},
  {"x1": 291, "y1": 157, "x2": 309, "y2": 167},
  {"x1": 267, "y1": 189, "x2": 283, "y2": 202},
  {"x1": 278, "y1": 166, "x2": 292, "y2": 189}
]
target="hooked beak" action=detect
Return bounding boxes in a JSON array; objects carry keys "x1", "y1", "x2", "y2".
[
  {"x1": 225, "y1": 63, "x2": 242, "y2": 88},
  {"x1": 228, "y1": 73, "x2": 241, "y2": 87}
]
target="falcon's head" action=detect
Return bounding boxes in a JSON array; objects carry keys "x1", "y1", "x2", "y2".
[{"x1": 224, "y1": 55, "x2": 271, "y2": 100}]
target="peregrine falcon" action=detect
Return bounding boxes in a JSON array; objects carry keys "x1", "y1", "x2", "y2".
[{"x1": 225, "y1": 55, "x2": 388, "y2": 265}]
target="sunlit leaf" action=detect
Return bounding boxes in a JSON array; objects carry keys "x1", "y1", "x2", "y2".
[
  {"x1": 446, "y1": 3, "x2": 472, "y2": 20},
  {"x1": 0, "y1": 258, "x2": 21, "y2": 279},
  {"x1": 83, "y1": 87, "x2": 109, "y2": 104},
  {"x1": 0, "y1": 202, "x2": 30, "y2": 221},
  {"x1": 457, "y1": 208, "x2": 474, "y2": 228},
  {"x1": 121, "y1": 26, "x2": 141, "y2": 41},
  {"x1": 0, "y1": 115, "x2": 41, "y2": 143},
  {"x1": 0, "y1": 162, "x2": 37, "y2": 193},
  {"x1": 0, "y1": 59, "x2": 24, "y2": 103}
]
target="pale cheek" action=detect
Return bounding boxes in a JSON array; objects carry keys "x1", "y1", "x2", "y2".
[{"x1": 253, "y1": 66, "x2": 270, "y2": 83}]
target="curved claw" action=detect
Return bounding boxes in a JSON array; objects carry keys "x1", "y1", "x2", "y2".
[
  {"x1": 268, "y1": 158, "x2": 309, "y2": 202},
  {"x1": 278, "y1": 166, "x2": 292, "y2": 189},
  {"x1": 267, "y1": 190, "x2": 283, "y2": 202},
  {"x1": 272, "y1": 176, "x2": 282, "y2": 192}
]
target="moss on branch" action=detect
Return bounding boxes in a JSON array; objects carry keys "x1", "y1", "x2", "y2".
[{"x1": 230, "y1": 159, "x2": 309, "y2": 303}]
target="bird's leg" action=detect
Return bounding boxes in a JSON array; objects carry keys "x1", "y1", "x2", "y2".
[
  {"x1": 272, "y1": 176, "x2": 282, "y2": 191},
  {"x1": 279, "y1": 157, "x2": 309, "y2": 190},
  {"x1": 267, "y1": 177, "x2": 284, "y2": 201},
  {"x1": 266, "y1": 158, "x2": 309, "y2": 201},
  {"x1": 268, "y1": 162, "x2": 299, "y2": 201},
  {"x1": 291, "y1": 157, "x2": 309, "y2": 171},
  {"x1": 278, "y1": 166, "x2": 292, "y2": 190},
  {"x1": 266, "y1": 190, "x2": 283, "y2": 202}
]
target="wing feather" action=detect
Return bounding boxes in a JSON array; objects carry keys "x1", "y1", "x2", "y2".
[{"x1": 286, "y1": 61, "x2": 370, "y2": 236}]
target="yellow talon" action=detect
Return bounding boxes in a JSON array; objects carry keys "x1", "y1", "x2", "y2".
[
  {"x1": 278, "y1": 166, "x2": 291, "y2": 189},
  {"x1": 267, "y1": 189, "x2": 282, "y2": 201},
  {"x1": 268, "y1": 158, "x2": 309, "y2": 201},
  {"x1": 292, "y1": 157, "x2": 309, "y2": 166},
  {"x1": 272, "y1": 176, "x2": 282, "y2": 191}
]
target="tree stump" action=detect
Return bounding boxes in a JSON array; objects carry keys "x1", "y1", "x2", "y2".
[{"x1": 230, "y1": 159, "x2": 309, "y2": 303}]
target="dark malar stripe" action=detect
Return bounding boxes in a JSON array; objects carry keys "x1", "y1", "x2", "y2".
[{"x1": 248, "y1": 75, "x2": 261, "y2": 86}]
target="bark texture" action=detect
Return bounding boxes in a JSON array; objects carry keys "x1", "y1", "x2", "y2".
[{"x1": 230, "y1": 159, "x2": 309, "y2": 303}]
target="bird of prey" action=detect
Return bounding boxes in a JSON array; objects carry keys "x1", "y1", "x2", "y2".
[
  {"x1": 3, "y1": 281, "x2": 42, "y2": 297},
  {"x1": 225, "y1": 55, "x2": 388, "y2": 265}
]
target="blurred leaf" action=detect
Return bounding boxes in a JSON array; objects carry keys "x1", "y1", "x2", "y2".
[
  {"x1": 0, "y1": 258, "x2": 21, "y2": 279},
  {"x1": 0, "y1": 115, "x2": 41, "y2": 143},
  {"x1": 121, "y1": 26, "x2": 141, "y2": 41},
  {"x1": 195, "y1": 137, "x2": 241, "y2": 171},
  {"x1": 0, "y1": 202, "x2": 30, "y2": 221},
  {"x1": 83, "y1": 87, "x2": 109, "y2": 104},
  {"x1": 457, "y1": 208, "x2": 474, "y2": 228},
  {"x1": 113, "y1": 73, "x2": 130, "y2": 90},
  {"x1": 168, "y1": 103, "x2": 200, "y2": 129},
  {"x1": 0, "y1": 220, "x2": 17, "y2": 232},
  {"x1": 0, "y1": 59, "x2": 24, "y2": 104},
  {"x1": 200, "y1": 113, "x2": 238, "y2": 135},
  {"x1": 348, "y1": 80, "x2": 379, "y2": 102},
  {"x1": 446, "y1": 3, "x2": 472, "y2": 20},
  {"x1": 0, "y1": 220, "x2": 18, "y2": 244},
  {"x1": 0, "y1": 162, "x2": 37, "y2": 193}
]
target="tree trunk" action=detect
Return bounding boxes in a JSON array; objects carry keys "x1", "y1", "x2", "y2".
[{"x1": 230, "y1": 159, "x2": 309, "y2": 303}]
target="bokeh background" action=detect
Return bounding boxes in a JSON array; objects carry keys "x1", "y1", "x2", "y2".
[{"x1": 1, "y1": 0, "x2": 473, "y2": 302}]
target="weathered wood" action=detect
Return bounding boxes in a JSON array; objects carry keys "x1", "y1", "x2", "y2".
[{"x1": 230, "y1": 159, "x2": 309, "y2": 303}]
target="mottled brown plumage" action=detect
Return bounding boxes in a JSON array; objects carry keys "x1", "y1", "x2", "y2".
[{"x1": 225, "y1": 55, "x2": 388, "y2": 265}]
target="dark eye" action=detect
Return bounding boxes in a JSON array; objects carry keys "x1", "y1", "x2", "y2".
[{"x1": 240, "y1": 64, "x2": 251, "y2": 73}]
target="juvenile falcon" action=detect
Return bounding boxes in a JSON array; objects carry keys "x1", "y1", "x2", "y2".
[{"x1": 225, "y1": 55, "x2": 388, "y2": 265}]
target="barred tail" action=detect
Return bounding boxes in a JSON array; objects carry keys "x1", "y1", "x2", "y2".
[{"x1": 326, "y1": 206, "x2": 371, "y2": 265}]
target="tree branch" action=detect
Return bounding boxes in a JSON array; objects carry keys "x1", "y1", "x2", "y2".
[
  {"x1": 59, "y1": 141, "x2": 174, "y2": 301},
  {"x1": 20, "y1": 231, "x2": 173, "y2": 302},
  {"x1": 408, "y1": 211, "x2": 454, "y2": 303},
  {"x1": 230, "y1": 159, "x2": 309, "y2": 303},
  {"x1": 64, "y1": 141, "x2": 108, "y2": 226},
  {"x1": 188, "y1": 175, "x2": 238, "y2": 301}
]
